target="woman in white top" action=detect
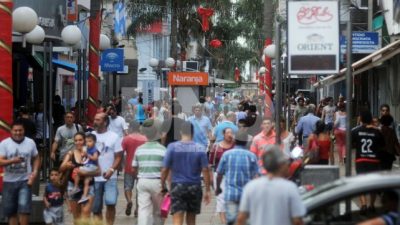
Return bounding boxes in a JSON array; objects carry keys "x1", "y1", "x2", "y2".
[
  {"x1": 280, "y1": 118, "x2": 295, "y2": 156},
  {"x1": 334, "y1": 102, "x2": 347, "y2": 165}
]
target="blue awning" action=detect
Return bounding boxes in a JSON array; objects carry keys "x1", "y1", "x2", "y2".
[{"x1": 52, "y1": 59, "x2": 77, "y2": 72}]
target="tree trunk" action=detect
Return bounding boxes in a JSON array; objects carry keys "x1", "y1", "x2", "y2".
[
  {"x1": 262, "y1": 0, "x2": 275, "y2": 40},
  {"x1": 170, "y1": 0, "x2": 178, "y2": 59}
]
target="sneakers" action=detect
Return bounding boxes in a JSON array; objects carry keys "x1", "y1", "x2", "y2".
[
  {"x1": 69, "y1": 187, "x2": 82, "y2": 196},
  {"x1": 125, "y1": 202, "x2": 133, "y2": 216},
  {"x1": 78, "y1": 196, "x2": 89, "y2": 204}
]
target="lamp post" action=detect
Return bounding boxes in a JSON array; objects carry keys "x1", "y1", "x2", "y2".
[
  {"x1": 12, "y1": 6, "x2": 38, "y2": 47},
  {"x1": 99, "y1": 34, "x2": 111, "y2": 100}
]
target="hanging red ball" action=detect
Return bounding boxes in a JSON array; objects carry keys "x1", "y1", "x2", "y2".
[{"x1": 209, "y1": 39, "x2": 222, "y2": 48}]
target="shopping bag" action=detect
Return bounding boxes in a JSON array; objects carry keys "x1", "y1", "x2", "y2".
[{"x1": 160, "y1": 193, "x2": 171, "y2": 218}]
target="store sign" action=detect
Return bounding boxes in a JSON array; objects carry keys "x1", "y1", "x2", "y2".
[
  {"x1": 340, "y1": 32, "x2": 380, "y2": 54},
  {"x1": 101, "y1": 49, "x2": 124, "y2": 72},
  {"x1": 38, "y1": 17, "x2": 55, "y2": 28},
  {"x1": 167, "y1": 72, "x2": 209, "y2": 86},
  {"x1": 288, "y1": 1, "x2": 340, "y2": 75}
]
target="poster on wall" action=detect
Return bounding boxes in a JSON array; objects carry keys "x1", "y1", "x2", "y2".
[
  {"x1": 288, "y1": 1, "x2": 339, "y2": 75},
  {"x1": 67, "y1": 0, "x2": 78, "y2": 22}
]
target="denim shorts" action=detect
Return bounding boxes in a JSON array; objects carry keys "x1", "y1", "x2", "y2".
[
  {"x1": 124, "y1": 173, "x2": 136, "y2": 191},
  {"x1": 92, "y1": 179, "x2": 118, "y2": 214},
  {"x1": 225, "y1": 201, "x2": 240, "y2": 225},
  {"x1": 2, "y1": 180, "x2": 32, "y2": 217},
  {"x1": 67, "y1": 181, "x2": 94, "y2": 201}
]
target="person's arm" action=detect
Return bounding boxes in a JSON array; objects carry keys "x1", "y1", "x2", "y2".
[
  {"x1": 321, "y1": 107, "x2": 326, "y2": 122},
  {"x1": 235, "y1": 212, "x2": 249, "y2": 225},
  {"x1": 103, "y1": 151, "x2": 123, "y2": 179},
  {"x1": 28, "y1": 154, "x2": 41, "y2": 186},
  {"x1": 295, "y1": 119, "x2": 303, "y2": 134},
  {"x1": 202, "y1": 167, "x2": 211, "y2": 205},
  {"x1": 216, "y1": 173, "x2": 223, "y2": 195},
  {"x1": 43, "y1": 189, "x2": 50, "y2": 208},
  {"x1": 357, "y1": 218, "x2": 386, "y2": 225},
  {"x1": 87, "y1": 151, "x2": 99, "y2": 162},
  {"x1": 51, "y1": 129, "x2": 61, "y2": 161},
  {"x1": 160, "y1": 167, "x2": 170, "y2": 192},
  {"x1": 59, "y1": 152, "x2": 74, "y2": 172},
  {"x1": 0, "y1": 155, "x2": 23, "y2": 167},
  {"x1": 291, "y1": 218, "x2": 304, "y2": 225},
  {"x1": 161, "y1": 145, "x2": 172, "y2": 192}
]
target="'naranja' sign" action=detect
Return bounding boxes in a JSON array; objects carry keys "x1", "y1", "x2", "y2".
[{"x1": 167, "y1": 72, "x2": 209, "y2": 86}]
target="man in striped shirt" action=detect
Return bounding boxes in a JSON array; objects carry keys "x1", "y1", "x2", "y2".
[{"x1": 132, "y1": 119, "x2": 166, "y2": 225}]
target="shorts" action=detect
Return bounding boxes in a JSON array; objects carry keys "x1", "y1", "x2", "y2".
[
  {"x1": 325, "y1": 122, "x2": 334, "y2": 131},
  {"x1": 124, "y1": 173, "x2": 136, "y2": 191},
  {"x1": 92, "y1": 179, "x2": 118, "y2": 214},
  {"x1": 170, "y1": 183, "x2": 202, "y2": 215},
  {"x1": 225, "y1": 201, "x2": 240, "y2": 225},
  {"x1": 213, "y1": 172, "x2": 225, "y2": 213},
  {"x1": 79, "y1": 164, "x2": 98, "y2": 173},
  {"x1": 2, "y1": 180, "x2": 32, "y2": 217},
  {"x1": 67, "y1": 181, "x2": 94, "y2": 201},
  {"x1": 43, "y1": 206, "x2": 64, "y2": 225},
  {"x1": 356, "y1": 162, "x2": 381, "y2": 174}
]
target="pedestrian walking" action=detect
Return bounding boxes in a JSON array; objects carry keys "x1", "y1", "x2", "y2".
[
  {"x1": 132, "y1": 119, "x2": 166, "y2": 225},
  {"x1": 106, "y1": 104, "x2": 128, "y2": 138},
  {"x1": 216, "y1": 131, "x2": 259, "y2": 225},
  {"x1": 122, "y1": 121, "x2": 147, "y2": 216},
  {"x1": 352, "y1": 110, "x2": 385, "y2": 214},
  {"x1": 380, "y1": 104, "x2": 399, "y2": 140},
  {"x1": 187, "y1": 103, "x2": 213, "y2": 149},
  {"x1": 209, "y1": 127, "x2": 235, "y2": 224},
  {"x1": 213, "y1": 111, "x2": 238, "y2": 143},
  {"x1": 280, "y1": 117, "x2": 295, "y2": 156},
  {"x1": 379, "y1": 115, "x2": 400, "y2": 170},
  {"x1": 250, "y1": 118, "x2": 276, "y2": 168},
  {"x1": 0, "y1": 121, "x2": 41, "y2": 225},
  {"x1": 161, "y1": 103, "x2": 185, "y2": 147},
  {"x1": 16, "y1": 106, "x2": 36, "y2": 140},
  {"x1": 161, "y1": 121, "x2": 211, "y2": 225},
  {"x1": 43, "y1": 168, "x2": 64, "y2": 225},
  {"x1": 334, "y1": 102, "x2": 347, "y2": 164},
  {"x1": 236, "y1": 146, "x2": 306, "y2": 225},
  {"x1": 321, "y1": 97, "x2": 336, "y2": 131},
  {"x1": 295, "y1": 104, "x2": 320, "y2": 148},
  {"x1": 91, "y1": 113, "x2": 123, "y2": 225},
  {"x1": 306, "y1": 121, "x2": 331, "y2": 165},
  {"x1": 51, "y1": 112, "x2": 83, "y2": 168}
]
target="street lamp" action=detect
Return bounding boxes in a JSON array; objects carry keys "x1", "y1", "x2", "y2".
[
  {"x1": 25, "y1": 25, "x2": 45, "y2": 45},
  {"x1": 61, "y1": 25, "x2": 82, "y2": 46},
  {"x1": 149, "y1": 58, "x2": 159, "y2": 68},
  {"x1": 259, "y1": 66, "x2": 267, "y2": 75},
  {"x1": 165, "y1": 57, "x2": 176, "y2": 68},
  {"x1": 99, "y1": 34, "x2": 111, "y2": 50},
  {"x1": 12, "y1": 6, "x2": 38, "y2": 47}
]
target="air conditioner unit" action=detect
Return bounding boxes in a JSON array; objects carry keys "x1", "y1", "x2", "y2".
[{"x1": 182, "y1": 61, "x2": 199, "y2": 72}]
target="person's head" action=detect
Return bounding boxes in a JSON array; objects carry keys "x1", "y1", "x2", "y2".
[
  {"x1": 19, "y1": 106, "x2": 29, "y2": 116},
  {"x1": 206, "y1": 96, "x2": 211, "y2": 102},
  {"x1": 326, "y1": 97, "x2": 334, "y2": 106},
  {"x1": 49, "y1": 168, "x2": 60, "y2": 184},
  {"x1": 307, "y1": 104, "x2": 316, "y2": 114},
  {"x1": 380, "y1": 114, "x2": 394, "y2": 127},
  {"x1": 297, "y1": 97, "x2": 305, "y2": 107},
  {"x1": 93, "y1": 113, "x2": 109, "y2": 131},
  {"x1": 234, "y1": 130, "x2": 248, "y2": 147},
  {"x1": 372, "y1": 117, "x2": 380, "y2": 127},
  {"x1": 262, "y1": 145, "x2": 290, "y2": 176},
  {"x1": 54, "y1": 95, "x2": 62, "y2": 104},
  {"x1": 222, "y1": 128, "x2": 234, "y2": 143},
  {"x1": 380, "y1": 104, "x2": 390, "y2": 117},
  {"x1": 248, "y1": 105, "x2": 257, "y2": 113},
  {"x1": 106, "y1": 104, "x2": 117, "y2": 118},
  {"x1": 64, "y1": 112, "x2": 75, "y2": 126},
  {"x1": 314, "y1": 120, "x2": 325, "y2": 135},
  {"x1": 85, "y1": 133, "x2": 97, "y2": 149},
  {"x1": 74, "y1": 132, "x2": 86, "y2": 149},
  {"x1": 199, "y1": 96, "x2": 205, "y2": 104},
  {"x1": 10, "y1": 121, "x2": 25, "y2": 141},
  {"x1": 262, "y1": 118, "x2": 274, "y2": 134},
  {"x1": 129, "y1": 120, "x2": 141, "y2": 133},
  {"x1": 359, "y1": 110, "x2": 373, "y2": 125},
  {"x1": 223, "y1": 97, "x2": 229, "y2": 104},
  {"x1": 280, "y1": 117, "x2": 286, "y2": 131},
  {"x1": 337, "y1": 102, "x2": 345, "y2": 112},
  {"x1": 172, "y1": 103, "x2": 182, "y2": 116},
  {"x1": 237, "y1": 119, "x2": 248, "y2": 131},
  {"x1": 193, "y1": 103, "x2": 203, "y2": 118},
  {"x1": 141, "y1": 119, "x2": 158, "y2": 141},
  {"x1": 226, "y1": 111, "x2": 236, "y2": 123},
  {"x1": 180, "y1": 121, "x2": 194, "y2": 139}
]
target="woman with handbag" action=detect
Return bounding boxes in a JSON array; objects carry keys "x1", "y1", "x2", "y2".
[
  {"x1": 209, "y1": 128, "x2": 235, "y2": 225},
  {"x1": 306, "y1": 121, "x2": 331, "y2": 165},
  {"x1": 59, "y1": 132, "x2": 100, "y2": 222}
]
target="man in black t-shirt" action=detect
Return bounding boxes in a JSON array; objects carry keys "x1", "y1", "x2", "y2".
[
  {"x1": 351, "y1": 110, "x2": 385, "y2": 214},
  {"x1": 161, "y1": 103, "x2": 185, "y2": 147}
]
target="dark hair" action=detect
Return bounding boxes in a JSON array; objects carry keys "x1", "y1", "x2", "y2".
[
  {"x1": 138, "y1": 98, "x2": 143, "y2": 104},
  {"x1": 199, "y1": 96, "x2": 205, "y2": 104},
  {"x1": 141, "y1": 119, "x2": 157, "y2": 140},
  {"x1": 314, "y1": 120, "x2": 325, "y2": 135},
  {"x1": 380, "y1": 115, "x2": 394, "y2": 127},
  {"x1": 85, "y1": 133, "x2": 97, "y2": 143},
  {"x1": 181, "y1": 122, "x2": 194, "y2": 137},
  {"x1": 74, "y1": 131, "x2": 86, "y2": 139},
  {"x1": 50, "y1": 168, "x2": 59, "y2": 173},
  {"x1": 337, "y1": 102, "x2": 345, "y2": 111},
  {"x1": 360, "y1": 110, "x2": 373, "y2": 124},
  {"x1": 129, "y1": 121, "x2": 141, "y2": 132},
  {"x1": 235, "y1": 130, "x2": 248, "y2": 147},
  {"x1": 297, "y1": 97, "x2": 304, "y2": 103},
  {"x1": 238, "y1": 119, "x2": 247, "y2": 126},
  {"x1": 380, "y1": 104, "x2": 390, "y2": 111},
  {"x1": 249, "y1": 105, "x2": 257, "y2": 113},
  {"x1": 65, "y1": 111, "x2": 75, "y2": 117},
  {"x1": 11, "y1": 121, "x2": 25, "y2": 129},
  {"x1": 172, "y1": 103, "x2": 182, "y2": 115},
  {"x1": 19, "y1": 106, "x2": 29, "y2": 114},
  {"x1": 222, "y1": 127, "x2": 233, "y2": 135}
]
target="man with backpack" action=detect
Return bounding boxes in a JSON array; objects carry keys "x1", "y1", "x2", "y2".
[{"x1": 51, "y1": 112, "x2": 83, "y2": 167}]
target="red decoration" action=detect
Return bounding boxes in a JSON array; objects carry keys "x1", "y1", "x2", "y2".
[
  {"x1": 197, "y1": 7, "x2": 214, "y2": 32},
  {"x1": 264, "y1": 39, "x2": 273, "y2": 99},
  {"x1": 234, "y1": 67, "x2": 240, "y2": 82},
  {"x1": 209, "y1": 39, "x2": 222, "y2": 48}
]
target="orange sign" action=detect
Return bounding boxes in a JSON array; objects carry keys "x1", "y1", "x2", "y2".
[{"x1": 167, "y1": 72, "x2": 209, "y2": 86}]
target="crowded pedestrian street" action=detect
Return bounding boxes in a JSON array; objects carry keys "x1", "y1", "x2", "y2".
[{"x1": 1, "y1": 1, "x2": 400, "y2": 225}]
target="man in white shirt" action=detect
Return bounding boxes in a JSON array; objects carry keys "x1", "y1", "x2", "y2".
[
  {"x1": 106, "y1": 105, "x2": 128, "y2": 138},
  {"x1": 92, "y1": 113, "x2": 123, "y2": 225}
]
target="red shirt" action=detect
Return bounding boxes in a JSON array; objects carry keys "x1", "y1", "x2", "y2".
[
  {"x1": 122, "y1": 133, "x2": 147, "y2": 174},
  {"x1": 209, "y1": 143, "x2": 234, "y2": 170}
]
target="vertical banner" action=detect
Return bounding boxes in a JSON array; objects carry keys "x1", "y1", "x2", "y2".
[
  {"x1": 114, "y1": 1, "x2": 126, "y2": 38},
  {"x1": 288, "y1": 1, "x2": 339, "y2": 74},
  {"x1": 67, "y1": 0, "x2": 78, "y2": 22}
]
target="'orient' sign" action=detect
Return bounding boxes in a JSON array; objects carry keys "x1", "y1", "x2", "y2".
[
  {"x1": 288, "y1": 1, "x2": 339, "y2": 75},
  {"x1": 167, "y1": 72, "x2": 209, "y2": 86}
]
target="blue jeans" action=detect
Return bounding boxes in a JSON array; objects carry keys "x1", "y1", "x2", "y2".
[
  {"x1": 2, "y1": 180, "x2": 32, "y2": 217},
  {"x1": 92, "y1": 179, "x2": 118, "y2": 214},
  {"x1": 225, "y1": 201, "x2": 240, "y2": 225}
]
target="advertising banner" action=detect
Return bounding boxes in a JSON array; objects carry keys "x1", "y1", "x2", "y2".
[
  {"x1": 101, "y1": 49, "x2": 124, "y2": 72},
  {"x1": 167, "y1": 72, "x2": 209, "y2": 86},
  {"x1": 288, "y1": 1, "x2": 339, "y2": 74},
  {"x1": 340, "y1": 32, "x2": 380, "y2": 54}
]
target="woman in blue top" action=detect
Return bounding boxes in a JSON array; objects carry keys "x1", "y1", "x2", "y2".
[{"x1": 135, "y1": 98, "x2": 146, "y2": 124}]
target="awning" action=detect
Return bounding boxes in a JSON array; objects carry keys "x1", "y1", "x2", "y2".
[
  {"x1": 52, "y1": 59, "x2": 77, "y2": 72},
  {"x1": 314, "y1": 39, "x2": 400, "y2": 88},
  {"x1": 209, "y1": 77, "x2": 236, "y2": 84}
]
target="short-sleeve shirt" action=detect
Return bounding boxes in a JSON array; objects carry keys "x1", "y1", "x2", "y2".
[
  {"x1": 83, "y1": 147, "x2": 99, "y2": 166},
  {"x1": 108, "y1": 116, "x2": 128, "y2": 138},
  {"x1": 45, "y1": 183, "x2": 63, "y2": 207},
  {"x1": 239, "y1": 177, "x2": 306, "y2": 225},
  {"x1": 351, "y1": 125, "x2": 385, "y2": 164},
  {"x1": 132, "y1": 142, "x2": 166, "y2": 178},
  {"x1": 0, "y1": 137, "x2": 38, "y2": 182},
  {"x1": 187, "y1": 116, "x2": 212, "y2": 147},
  {"x1": 323, "y1": 105, "x2": 336, "y2": 124},
  {"x1": 122, "y1": 133, "x2": 147, "y2": 174},
  {"x1": 163, "y1": 141, "x2": 208, "y2": 185},
  {"x1": 213, "y1": 121, "x2": 239, "y2": 143},
  {"x1": 92, "y1": 130, "x2": 123, "y2": 182},
  {"x1": 54, "y1": 124, "x2": 83, "y2": 160},
  {"x1": 216, "y1": 147, "x2": 259, "y2": 202},
  {"x1": 294, "y1": 106, "x2": 308, "y2": 122}
]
